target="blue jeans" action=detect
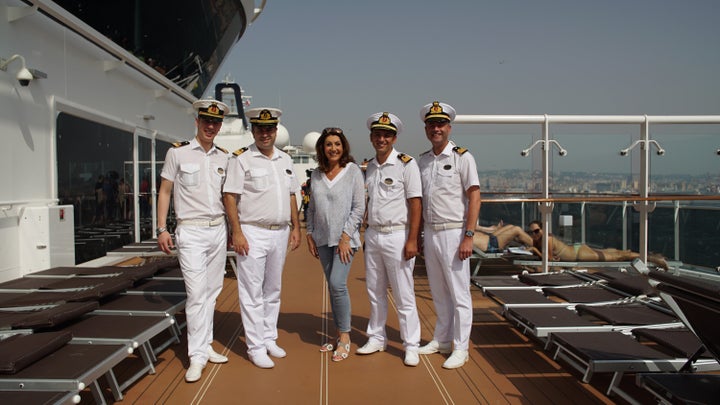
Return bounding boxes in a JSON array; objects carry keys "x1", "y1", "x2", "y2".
[{"x1": 317, "y1": 245, "x2": 354, "y2": 333}]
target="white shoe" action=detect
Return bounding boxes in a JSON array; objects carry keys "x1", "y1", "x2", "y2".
[
  {"x1": 356, "y1": 340, "x2": 386, "y2": 355},
  {"x1": 404, "y1": 350, "x2": 419, "y2": 366},
  {"x1": 442, "y1": 350, "x2": 469, "y2": 369},
  {"x1": 249, "y1": 352, "x2": 275, "y2": 369},
  {"x1": 208, "y1": 347, "x2": 228, "y2": 363},
  {"x1": 266, "y1": 342, "x2": 287, "y2": 358},
  {"x1": 418, "y1": 340, "x2": 452, "y2": 355},
  {"x1": 185, "y1": 361, "x2": 205, "y2": 382}
]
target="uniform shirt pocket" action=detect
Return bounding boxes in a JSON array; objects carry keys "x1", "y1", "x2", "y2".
[
  {"x1": 211, "y1": 164, "x2": 226, "y2": 190},
  {"x1": 250, "y1": 167, "x2": 269, "y2": 190},
  {"x1": 378, "y1": 176, "x2": 403, "y2": 199},
  {"x1": 180, "y1": 163, "x2": 200, "y2": 187}
]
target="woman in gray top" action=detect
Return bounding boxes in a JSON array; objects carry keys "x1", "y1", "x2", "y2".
[{"x1": 305, "y1": 127, "x2": 365, "y2": 362}]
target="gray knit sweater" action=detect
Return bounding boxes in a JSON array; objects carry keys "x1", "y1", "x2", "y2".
[{"x1": 305, "y1": 163, "x2": 365, "y2": 248}]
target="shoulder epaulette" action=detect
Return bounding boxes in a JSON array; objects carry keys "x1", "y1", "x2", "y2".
[
  {"x1": 215, "y1": 145, "x2": 228, "y2": 154},
  {"x1": 397, "y1": 153, "x2": 413, "y2": 164},
  {"x1": 232, "y1": 147, "x2": 248, "y2": 156},
  {"x1": 172, "y1": 141, "x2": 190, "y2": 148},
  {"x1": 367, "y1": 157, "x2": 375, "y2": 162},
  {"x1": 453, "y1": 146, "x2": 468, "y2": 155},
  {"x1": 420, "y1": 150, "x2": 431, "y2": 156}
]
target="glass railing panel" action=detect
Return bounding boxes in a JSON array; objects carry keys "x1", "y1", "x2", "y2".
[{"x1": 649, "y1": 125, "x2": 720, "y2": 196}]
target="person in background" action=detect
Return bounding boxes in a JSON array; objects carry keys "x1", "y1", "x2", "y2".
[
  {"x1": 305, "y1": 127, "x2": 365, "y2": 362},
  {"x1": 356, "y1": 112, "x2": 422, "y2": 366},
  {"x1": 157, "y1": 98, "x2": 230, "y2": 382},
  {"x1": 223, "y1": 107, "x2": 301, "y2": 369},
  {"x1": 527, "y1": 220, "x2": 668, "y2": 269},
  {"x1": 417, "y1": 101, "x2": 481, "y2": 369},
  {"x1": 472, "y1": 222, "x2": 533, "y2": 253}
]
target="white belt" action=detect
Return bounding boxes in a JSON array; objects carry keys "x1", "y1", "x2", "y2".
[
  {"x1": 368, "y1": 224, "x2": 406, "y2": 233},
  {"x1": 242, "y1": 222, "x2": 289, "y2": 230},
  {"x1": 178, "y1": 216, "x2": 225, "y2": 227},
  {"x1": 429, "y1": 222, "x2": 464, "y2": 231}
]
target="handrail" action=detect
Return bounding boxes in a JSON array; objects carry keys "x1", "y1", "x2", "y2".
[
  {"x1": 455, "y1": 113, "x2": 720, "y2": 272},
  {"x1": 480, "y1": 195, "x2": 720, "y2": 204}
]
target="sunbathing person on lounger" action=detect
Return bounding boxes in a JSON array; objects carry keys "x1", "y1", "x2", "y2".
[
  {"x1": 526, "y1": 220, "x2": 669, "y2": 269},
  {"x1": 472, "y1": 221, "x2": 533, "y2": 253}
]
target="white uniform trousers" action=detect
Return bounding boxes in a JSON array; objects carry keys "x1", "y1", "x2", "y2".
[
  {"x1": 235, "y1": 224, "x2": 290, "y2": 355},
  {"x1": 363, "y1": 227, "x2": 421, "y2": 350},
  {"x1": 423, "y1": 226, "x2": 472, "y2": 351},
  {"x1": 176, "y1": 223, "x2": 227, "y2": 365}
]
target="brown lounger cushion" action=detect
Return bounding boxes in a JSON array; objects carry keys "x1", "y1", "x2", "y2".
[{"x1": 0, "y1": 331, "x2": 72, "y2": 374}]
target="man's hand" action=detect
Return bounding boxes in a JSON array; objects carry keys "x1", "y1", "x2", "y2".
[
  {"x1": 232, "y1": 232, "x2": 250, "y2": 256},
  {"x1": 157, "y1": 231, "x2": 174, "y2": 254}
]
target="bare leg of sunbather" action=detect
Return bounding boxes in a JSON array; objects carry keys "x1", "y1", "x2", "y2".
[{"x1": 576, "y1": 245, "x2": 668, "y2": 269}]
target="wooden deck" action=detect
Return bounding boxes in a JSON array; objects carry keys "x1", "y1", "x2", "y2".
[{"x1": 86, "y1": 230, "x2": 653, "y2": 404}]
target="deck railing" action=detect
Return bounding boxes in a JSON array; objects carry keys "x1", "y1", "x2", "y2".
[{"x1": 455, "y1": 114, "x2": 720, "y2": 272}]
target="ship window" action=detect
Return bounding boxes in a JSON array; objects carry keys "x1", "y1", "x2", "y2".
[{"x1": 56, "y1": 113, "x2": 171, "y2": 263}]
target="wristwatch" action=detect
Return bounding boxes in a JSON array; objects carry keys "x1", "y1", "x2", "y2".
[
  {"x1": 156, "y1": 227, "x2": 168, "y2": 236},
  {"x1": 464, "y1": 230, "x2": 475, "y2": 238}
]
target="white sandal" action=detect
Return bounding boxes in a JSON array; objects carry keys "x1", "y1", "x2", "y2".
[{"x1": 332, "y1": 341, "x2": 351, "y2": 362}]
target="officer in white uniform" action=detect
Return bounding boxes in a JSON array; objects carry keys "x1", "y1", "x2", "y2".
[
  {"x1": 157, "y1": 98, "x2": 230, "y2": 383},
  {"x1": 416, "y1": 101, "x2": 481, "y2": 369},
  {"x1": 356, "y1": 112, "x2": 423, "y2": 367},
  {"x1": 223, "y1": 107, "x2": 301, "y2": 369}
]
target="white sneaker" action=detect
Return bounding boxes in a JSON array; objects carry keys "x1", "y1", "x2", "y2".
[
  {"x1": 208, "y1": 347, "x2": 229, "y2": 363},
  {"x1": 404, "y1": 350, "x2": 420, "y2": 366},
  {"x1": 356, "y1": 340, "x2": 386, "y2": 355},
  {"x1": 266, "y1": 342, "x2": 287, "y2": 358},
  {"x1": 442, "y1": 350, "x2": 469, "y2": 369},
  {"x1": 418, "y1": 340, "x2": 452, "y2": 355},
  {"x1": 185, "y1": 361, "x2": 205, "y2": 382},
  {"x1": 249, "y1": 352, "x2": 275, "y2": 369}
]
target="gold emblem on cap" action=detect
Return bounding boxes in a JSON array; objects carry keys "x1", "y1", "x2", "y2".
[
  {"x1": 378, "y1": 112, "x2": 391, "y2": 126},
  {"x1": 260, "y1": 109, "x2": 273, "y2": 120},
  {"x1": 430, "y1": 101, "x2": 443, "y2": 115},
  {"x1": 208, "y1": 104, "x2": 220, "y2": 115}
]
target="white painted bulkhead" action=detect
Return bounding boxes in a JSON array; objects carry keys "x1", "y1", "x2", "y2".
[{"x1": 0, "y1": 1, "x2": 207, "y2": 281}]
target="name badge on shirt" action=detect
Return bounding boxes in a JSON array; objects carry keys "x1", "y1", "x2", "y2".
[
  {"x1": 285, "y1": 169, "x2": 292, "y2": 175},
  {"x1": 384, "y1": 178, "x2": 393, "y2": 185},
  {"x1": 443, "y1": 164, "x2": 452, "y2": 170}
]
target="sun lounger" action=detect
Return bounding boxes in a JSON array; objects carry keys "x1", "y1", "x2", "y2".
[
  {"x1": 62, "y1": 313, "x2": 176, "y2": 393},
  {"x1": 505, "y1": 302, "x2": 681, "y2": 342},
  {"x1": 124, "y1": 279, "x2": 187, "y2": 296},
  {"x1": 25, "y1": 263, "x2": 159, "y2": 282},
  {"x1": 93, "y1": 294, "x2": 187, "y2": 353},
  {"x1": 0, "y1": 277, "x2": 133, "y2": 308},
  {"x1": 635, "y1": 373, "x2": 720, "y2": 405},
  {"x1": 631, "y1": 266, "x2": 720, "y2": 404},
  {"x1": 0, "y1": 331, "x2": 132, "y2": 404},
  {"x1": 545, "y1": 330, "x2": 719, "y2": 403},
  {"x1": 0, "y1": 301, "x2": 99, "y2": 332},
  {"x1": 475, "y1": 270, "x2": 600, "y2": 292}
]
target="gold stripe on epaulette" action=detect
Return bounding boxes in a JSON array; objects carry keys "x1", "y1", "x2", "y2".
[
  {"x1": 215, "y1": 145, "x2": 228, "y2": 154},
  {"x1": 233, "y1": 147, "x2": 248, "y2": 156},
  {"x1": 398, "y1": 153, "x2": 413, "y2": 163},
  {"x1": 172, "y1": 141, "x2": 190, "y2": 148},
  {"x1": 453, "y1": 146, "x2": 468, "y2": 155}
]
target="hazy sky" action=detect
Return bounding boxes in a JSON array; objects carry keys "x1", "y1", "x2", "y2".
[{"x1": 210, "y1": 0, "x2": 720, "y2": 174}]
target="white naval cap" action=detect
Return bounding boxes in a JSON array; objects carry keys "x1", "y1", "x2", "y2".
[
  {"x1": 366, "y1": 112, "x2": 403, "y2": 135},
  {"x1": 245, "y1": 107, "x2": 282, "y2": 126},
  {"x1": 193, "y1": 98, "x2": 230, "y2": 121},
  {"x1": 420, "y1": 101, "x2": 456, "y2": 122}
]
